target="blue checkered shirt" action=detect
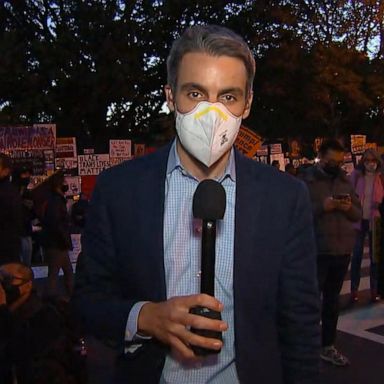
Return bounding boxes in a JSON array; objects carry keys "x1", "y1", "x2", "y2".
[{"x1": 127, "y1": 141, "x2": 239, "y2": 383}]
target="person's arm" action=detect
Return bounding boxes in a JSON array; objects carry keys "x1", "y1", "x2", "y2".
[
  {"x1": 74, "y1": 173, "x2": 227, "y2": 358},
  {"x1": 277, "y1": 182, "x2": 321, "y2": 384},
  {"x1": 73, "y1": 176, "x2": 138, "y2": 347}
]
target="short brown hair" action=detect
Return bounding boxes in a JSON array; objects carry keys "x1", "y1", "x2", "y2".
[{"x1": 167, "y1": 25, "x2": 256, "y2": 95}]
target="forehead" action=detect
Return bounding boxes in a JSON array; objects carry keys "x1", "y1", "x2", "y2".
[{"x1": 176, "y1": 52, "x2": 248, "y2": 91}]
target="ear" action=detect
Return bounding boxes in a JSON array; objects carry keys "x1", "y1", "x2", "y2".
[
  {"x1": 242, "y1": 90, "x2": 254, "y2": 119},
  {"x1": 164, "y1": 85, "x2": 175, "y2": 112}
]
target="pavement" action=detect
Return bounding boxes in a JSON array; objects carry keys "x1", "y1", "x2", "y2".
[{"x1": 32, "y1": 246, "x2": 384, "y2": 384}]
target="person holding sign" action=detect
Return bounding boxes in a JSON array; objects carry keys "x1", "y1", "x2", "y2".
[
  {"x1": 75, "y1": 25, "x2": 320, "y2": 384},
  {"x1": 350, "y1": 149, "x2": 384, "y2": 303}
]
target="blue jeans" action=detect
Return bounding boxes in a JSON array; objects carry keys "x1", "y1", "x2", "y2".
[{"x1": 351, "y1": 220, "x2": 378, "y2": 292}]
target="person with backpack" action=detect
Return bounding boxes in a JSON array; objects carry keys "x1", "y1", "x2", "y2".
[{"x1": 350, "y1": 149, "x2": 384, "y2": 303}]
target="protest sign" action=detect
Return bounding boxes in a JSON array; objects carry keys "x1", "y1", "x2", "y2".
[
  {"x1": 9, "y1": 150, "x2": 46, "y2": 175},
  {"x1": 56, "y1": 137, "x2": 77, "y2": 158},
  {"x1": 83, "y1": 148, "x2": 95, "y2": 154},
  {"x1": 55, "y1": 158, "x2": 78, "y2": 171},
  {"x1": 342, "y1": 162, "x2": 355, "y2": 176},
  {"x1": 270, "y1": 143, "x2": 283, "y2": 155},
  {"x1": 109, "y1": 139, "x2": 132, "y2": 158},
  {"x1": 64, "y1": 176, "x2": 81, "y2": 197},
  {"x1": 234, "y1": 126, "x2": 262, "y2": 157},
  {"x1": 78, "y1": 154, "x2": 110, "y2": 176},
  {"x1": 270, "y1": 153, "x2": 285, "y2": 170},
  {"x1": 69, "y1": 234, "x2": 82, "y2": 264},
  {"x1": 109, "y1": 157, "x2": 131, "y2": 167},
  {"x1": 134, "y1": 144, "x2": 146, "y2": 157},
  {"x1": 0, "y1": 125, "x2": 56, "y2": 151},
  {"x1": 365, "y1": 142, "x2": 377, "y2": 151},
  {"x1": 256, "y1": 145, "x2": 268, "y2": 156},
  {"x1": 351, "y1": 135, "x2": 366, "y2": 154}
]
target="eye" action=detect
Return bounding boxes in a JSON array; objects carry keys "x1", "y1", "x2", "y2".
[
  {"x1": 221, "y1": 94, "x2": 236, "y2": 103},
  {"x1": 187, "y1": 91, "x2": 203, "y2": 99}
]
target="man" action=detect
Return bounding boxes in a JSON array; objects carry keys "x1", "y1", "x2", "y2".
[
  {"x1": 42, "y1": 172, "x2": 73, "y2": 298},
  {"x1": 75, "y1": 25, "x2": 320, "y2": 383},
  {"x1": 0, "y1": 153, "x2": 22, "y2": 264},
  {"x1": 13, "y1": 166, "x2": 35, "y2": 266},
  {"x1": 300, "y1": 139, "x2": 361, "y2": 367}
]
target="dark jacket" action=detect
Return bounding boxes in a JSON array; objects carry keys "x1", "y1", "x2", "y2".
[
  {"x1": 1, "y1": 292, "x2": 85, "y2": 384},
  {"x1": 300, "y1": 165, "x2": 362, "y2": 255},
  {"x1": 42, "y1": 192, "x2": 72, "y2": 250},
  {"x1": 75, "y1": 144, "x2": 320, "y2": 384},
  {"x1": 0, "y1": 178, "x2": 22, "y2": 263}
]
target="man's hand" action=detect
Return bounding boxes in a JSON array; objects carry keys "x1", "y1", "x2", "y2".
[
  {"x1": 337, "y1": 196, "x2": 352, "y2": 212},
  {"x1": 323, "y1": 197, "x2": 337, "y2": 212},
  {"x1": 138, "y1": 294, "x2": 227, "y2": 361}
]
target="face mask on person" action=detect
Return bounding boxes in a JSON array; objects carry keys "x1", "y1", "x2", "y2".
[
  {"x1": 175, "y1": 101, "x2": 242, "y2": 167},
  {"x1": 20, "y1": 177, "x2": 30, "y2": 187},
  {"x1": 323, "y1": 163, "x2": 340, "y2": 177},
  {"x1": 364, "y1": 162, "x2": 378, "y2": 173},
  {"x1": 61, "y1": 184, "x2": 69, "y2": 193},
  {"x1": 3, "y1": 283, "x2": 21, "y2": 305}
]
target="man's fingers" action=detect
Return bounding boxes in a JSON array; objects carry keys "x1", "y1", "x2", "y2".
[
  {"x1": 180, "y1": 294, "x2": 223, "y2": 312},
  {"x1": 178, "y1": 328, "x2": 223, "y2": 351},
  {"x1": 179, "y1": 312, "x2": 227, "y2": 332},
  {"x1": 169, "y1": 336, "x2": 197, "y2": 361}
]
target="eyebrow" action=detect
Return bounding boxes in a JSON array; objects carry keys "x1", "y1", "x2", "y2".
[{"x1": 180, "y1": 82, "x2": 244, "y2": 96}]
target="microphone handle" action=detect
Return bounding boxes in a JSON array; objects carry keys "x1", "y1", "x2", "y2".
[
  {"x1": 189, "y1": 219, "x2": 222, "y2": 356},
  {"x1": 201, "y1": 219, "x2": 216, "y2": 295}
]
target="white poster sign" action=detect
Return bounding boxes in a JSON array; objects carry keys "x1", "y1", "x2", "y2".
[
  {"x1": 109, "y1": 140, "x2": 132, "y2": 158},
  {"x1": 78, "y1": 154, "x2": 110, "y2": 176}
]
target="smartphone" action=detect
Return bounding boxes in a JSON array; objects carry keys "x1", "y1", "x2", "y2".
[{"x1": 333, "y1": 193, "x2": 350, "y2": 201}]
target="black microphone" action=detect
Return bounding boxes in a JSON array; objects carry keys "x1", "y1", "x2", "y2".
[{"x1": 189, "y1": 179, "x2": 226, "y2": 356}]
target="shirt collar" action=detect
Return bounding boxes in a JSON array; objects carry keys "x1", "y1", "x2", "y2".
[{"x1": 166, "y1": 139, "x2": 236, "y2": 182}]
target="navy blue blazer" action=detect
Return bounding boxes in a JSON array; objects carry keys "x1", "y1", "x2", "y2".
[{"x1": 75, "y1": 144, "x2": 320, "y2": 384}]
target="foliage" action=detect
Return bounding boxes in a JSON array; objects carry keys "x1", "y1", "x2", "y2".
[{"x1": 0, "y1": 0, "x2": 383, "y2": 145}]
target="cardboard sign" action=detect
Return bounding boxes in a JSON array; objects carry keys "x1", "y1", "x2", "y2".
[
  {"x1": 234, "y1": 126, "x2": 262, "y2": 158},
  {"x1": 0, "y1": 125, "x2": 56, "y2": 151},
  {"x1": 83, "y1": 148, "x2": 95, "y2": 155},
  {"x1": 109, "y1": 140, "x2": 132, "y2": 158},
  {"x1": 9, "y1": 150, "x2": 46, "y2": 175},
  {"x1": 68, "y1": 234, "x2": 82, "y2": 264},
  {"x1": 342, "y1": 162, "x2": 355, "y2": 176},
  {"x1": 365, "y1": 142, "x2": 377, "y2": 151},
  {"x1": 78, "y1": 154, "x2": 110, "y2": 176},
  {"x1": 256, "y1": 145, "x2": 268, "y2": 157},
  {"x1": 351, "y1": 135, "x2": 366, "y2": 154},
  {"x1": 270, "y1": 143, "x2": 283, "y2": 155},
  {"x1": 64, "y1": 176, "x2": 81, "y2": 197},
  {"x1": 110, "y1": 157, "x2": 131, "y2": 167},
  {"x1": 134, "y1": 144, "x2": 146, "y2": 157},
  {"x1": 55, "y1": 158, "x2": 78, "y2": 171},
  {"x1": 270, "y1": 153, "x2": 285, "y2": 171},
  {"x1": 56, "y1": 137, "x2": 77, "y2": 158}
]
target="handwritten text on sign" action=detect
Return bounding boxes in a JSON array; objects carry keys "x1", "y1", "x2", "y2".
[
  {"x1": 110, "y1": 140, "x2": 132, "y2": 158},
  {"x1": 0, "y1": 125, "x2": 56, "y2": 150},
  {"x1": 78, "y1": 154, "x2": 110, "y2": 176}
]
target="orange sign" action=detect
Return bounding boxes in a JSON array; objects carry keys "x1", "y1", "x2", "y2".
[{"x1": 234, "y1": 125, "x2": 262, "y2": 158}]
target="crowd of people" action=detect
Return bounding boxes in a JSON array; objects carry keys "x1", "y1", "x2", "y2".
[
  {"x1": 1, "y1": 24, "x2": 384, "y2": 384},
  {"x1": 0, "y1": 153, "x2": 88, "y2": 383}
]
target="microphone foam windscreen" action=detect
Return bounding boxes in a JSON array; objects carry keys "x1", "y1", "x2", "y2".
[{"x1": 193, "y1": 179, "x2": 226, "y2": 220}]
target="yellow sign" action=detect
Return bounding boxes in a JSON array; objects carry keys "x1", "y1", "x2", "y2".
[{"x1": 234, "y1": 125, "x2": 262, "y2": 158}]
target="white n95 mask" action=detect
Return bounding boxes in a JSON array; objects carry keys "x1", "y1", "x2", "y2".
[{"x1": 175, "y1": 101, "x2": 242, "y2": 167}]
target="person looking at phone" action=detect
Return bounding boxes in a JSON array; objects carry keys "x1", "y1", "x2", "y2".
[
  {"x1": 350, "y1": 149, "x2": 384, "y2": 303},
  {"x1": 300, "y1": 139, "x2": 361, "y2": 367}
]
